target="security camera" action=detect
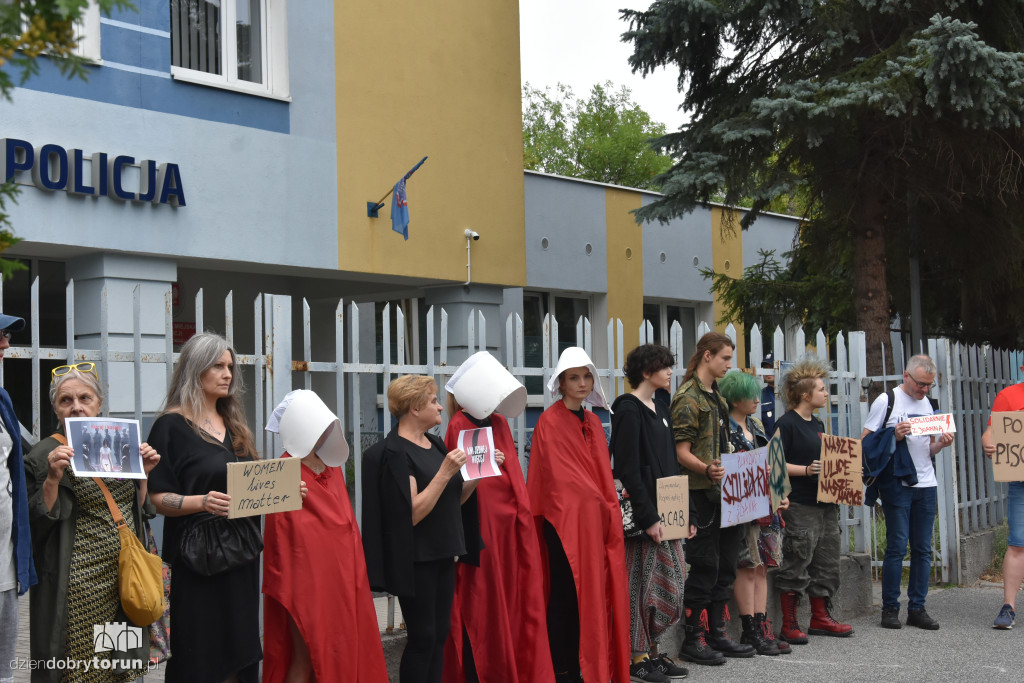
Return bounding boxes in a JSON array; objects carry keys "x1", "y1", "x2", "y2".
[{"x1": 464, "y1": 229, "x2": 480, "y2": 241}]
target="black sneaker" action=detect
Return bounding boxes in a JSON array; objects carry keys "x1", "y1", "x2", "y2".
[
  {"x1": 630, "y1": 657, "x2": 671, "y2": 682},
  {"x1": 651, "y1": 654, "x2": 688, "y2": 680},
  {"x1": 906, "y1": 607, "x2": 940, "y2": 630},
  {"x1": 880, "y1": 606, "x2": 901, "y2": 629}
]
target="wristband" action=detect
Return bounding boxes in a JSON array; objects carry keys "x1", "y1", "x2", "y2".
[
  {"x1": 805, "y1": 465, "x2": 810, "y2": 477},
  {"x1": 705, "y1": 464, "x2": 712, "y2": 478}
]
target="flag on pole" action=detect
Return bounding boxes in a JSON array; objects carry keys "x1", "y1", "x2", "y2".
[
  {"x1": 388, "y1": 156, "x2": 426, "y2": 240},
  {"x1": 391, "y1": 178, "x2": 409, "y2": 240}
]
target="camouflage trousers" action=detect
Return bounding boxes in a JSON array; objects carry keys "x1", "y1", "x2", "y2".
[{"x1": 773, "y1": 501, "x2": 841, "y2": 598}]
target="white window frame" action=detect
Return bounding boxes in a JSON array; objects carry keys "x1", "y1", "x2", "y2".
[
  {"x1": 170, "y1": 0, "x2": 290, "y2": 101},
  {"x1": 75, "y1": 2, "x2": 102, "y2": 62}
]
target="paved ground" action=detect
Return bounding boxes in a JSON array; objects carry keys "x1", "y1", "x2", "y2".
[
  {"x1": 12, "y1": 584, "x2": 1020, "y2": 682},
  {"x1": 10, "y1": 592, "x2": 402, "y2": 682},
  {"x1": 674, "y1": 583, "x2": 1019, "y2": 683}
]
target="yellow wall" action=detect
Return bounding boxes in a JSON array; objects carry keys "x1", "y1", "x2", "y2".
[
  {"x1": 335, "y1": 1, "x2": 526, "y2": 286},
  {"x1": 605, "y1": 189, "x2": 644, "y2": 347},
  {"x1": 710, "y1": 207, "x2": 746, "y2": 365}
]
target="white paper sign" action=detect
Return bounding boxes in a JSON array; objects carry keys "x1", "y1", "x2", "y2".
[
  {"x1": 908, "y1": 413, "x2": 956, "y2": 436},
  {"x1": 720, "y1": 446, "x2": 771, "y2": 528},
  {"x1": 458, "y1": 427, "x2": 502, "y2": 481}
]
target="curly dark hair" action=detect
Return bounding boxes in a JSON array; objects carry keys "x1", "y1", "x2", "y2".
[{"x1": 623, "y1": 343, "x2": 676, "y2": 389}]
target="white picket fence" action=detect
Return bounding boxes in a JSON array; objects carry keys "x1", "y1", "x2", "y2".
[{"x1": 2, "y1": 278, "x2": 1019, "y2": 590}]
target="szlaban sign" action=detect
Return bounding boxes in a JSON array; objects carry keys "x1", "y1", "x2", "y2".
[{"x1": 1, "y1": 138, "x2": 185, "y2": 207}]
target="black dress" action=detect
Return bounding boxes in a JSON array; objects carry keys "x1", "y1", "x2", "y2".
[{"x1": 147, "y1": 413, "x2": 261, "y2": 683}]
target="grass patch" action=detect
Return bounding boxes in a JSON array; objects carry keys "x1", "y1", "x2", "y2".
[{"x1": 982, "y1": 523, "x2": 1010, "y2": 582}]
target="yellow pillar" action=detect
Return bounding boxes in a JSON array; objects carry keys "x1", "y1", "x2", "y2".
[{"x1": 710, "y1": 207, "x2": 746, "y2": 366}]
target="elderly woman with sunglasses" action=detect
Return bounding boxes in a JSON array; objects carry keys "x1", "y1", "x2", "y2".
[{"x1": 24, "y1": 361, "x2": 161, "y2": 682}]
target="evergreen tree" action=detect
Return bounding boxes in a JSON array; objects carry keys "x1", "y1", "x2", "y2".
[{"x1": 623, "y1": 0, "x2": 1024, "y2": 369}]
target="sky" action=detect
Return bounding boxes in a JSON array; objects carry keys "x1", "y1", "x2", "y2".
[{"x1": 518, "y1": 0, "x2": 687, "y2": 131}]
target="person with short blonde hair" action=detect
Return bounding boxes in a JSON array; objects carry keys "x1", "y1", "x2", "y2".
[
  {"x1": 361, "y1": 375, "x2": 486, "y2": 683},
  {"x1": 389, "y1": 374, "x2": 438, "y2": 419}
]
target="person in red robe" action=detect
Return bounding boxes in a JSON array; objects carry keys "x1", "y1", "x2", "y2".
[
  {"x1": 442, "y1": 403, "x2": 555, "y2": 682},
  {"x1": 527, "y1": 347, "x2": 631, "y2": 683},
  {"x1": 262, "y1": 390, "x2": 388, "y2": 683}
]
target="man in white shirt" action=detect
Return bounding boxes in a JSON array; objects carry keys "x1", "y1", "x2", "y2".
[{"x1": 862, "y1": 355, "x2": 954, "y2": 631}]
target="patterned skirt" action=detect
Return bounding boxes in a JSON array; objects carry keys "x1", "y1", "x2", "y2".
[
  {"x1": 64, "y1": 476, "x2": 145, "y2": 683},
  {"x1": 737, "y1": 513, "x2": 784, "y2": 570},
  {"x1": 624, "y1": 536, "x2": 686, "y2": 652}
]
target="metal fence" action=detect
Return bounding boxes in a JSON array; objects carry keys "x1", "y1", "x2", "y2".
[{"x1": 3, "y1": 278, "x2": 1020, "y2": 592}]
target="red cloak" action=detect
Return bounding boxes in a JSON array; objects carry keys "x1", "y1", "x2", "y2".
[
  {"x1": 442, "y1": 412, "x2": 555, "y2": 683},
  {"x1": 262, "y1": 454, "x2": 388, "y2": 683},
  {"x1": 526, "y1": 401, "x2": 631, "y2": 683}
]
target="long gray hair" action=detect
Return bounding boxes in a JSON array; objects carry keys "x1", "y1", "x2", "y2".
[{"x1": 162, "y1": 332, "x2": 257, "y2": 459}]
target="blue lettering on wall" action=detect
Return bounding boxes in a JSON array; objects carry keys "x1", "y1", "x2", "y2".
[{"x1": 0, "y1": 138, "x2": 185, "y2": 207}]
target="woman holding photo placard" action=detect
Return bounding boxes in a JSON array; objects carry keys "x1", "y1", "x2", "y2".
[
  {"x1": 147, "y1": 333, "x2": 266, "y2": 683},
  {"x1": 610, "y1": 344, "x2": 692, "y2": 682},
  {"x1": 25, "y1": 362, "x2": 161, "y2": 682},
  {"x1": 441, "y1": 352, "x2": 554, "y2": 683},
  {"x1": 361, "y1": 374, "x2": 487, "y2": 683},
  {"x1": 773, "y1": 357, "x2": 853, "y2": 645}
]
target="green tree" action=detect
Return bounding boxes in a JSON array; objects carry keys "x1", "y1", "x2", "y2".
[
  {"x1": 0, "y1": 0, "x2": 130, "y2": 279},
  {"x1": 522, "y1": 81, "x2": 674, "y2": 190},
  {"x1": 623, "y1": 1, "x2": 1024, "y2": 371}
]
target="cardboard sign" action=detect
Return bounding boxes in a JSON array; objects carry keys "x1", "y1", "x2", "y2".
[
  {"x1": 720, "y1": 447, "x2": 771, "y2": 527},
  {"x1": 817, "y1": 434, "x2": 864, "y2": 505},
  {"x1": 227, "y1": 457, "x2": 302, "y2": 518},
  {"x1": 909, "y1": 413, "x2": 956, "y2": 436},
  {"x1": 767, "y1": 433, "x2": 792, "y2": 513},
  {"x1": 64, "y1": 417, "x2": 146, "y2": 480},
  {"x1": 458, "y1": 427, "x2": 502, "y2": 481},
  {"x1": 656, "y1": 476, "x2": 689, "y2": 541},
  {"x1": 990, "y1": 412, "x2": 1024, "y2": 482}
]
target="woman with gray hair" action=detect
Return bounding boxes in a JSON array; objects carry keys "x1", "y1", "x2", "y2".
[
  {"x1": 147, "y1": 332, "x2": 263, "y2": 683},
  {"x1": 25, "y1": 362, "x2": 161, "y2": 682}
]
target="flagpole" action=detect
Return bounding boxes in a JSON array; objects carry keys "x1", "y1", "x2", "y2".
[{"x1": 367, "y1": 156, "x2": 429, "y2": 217}]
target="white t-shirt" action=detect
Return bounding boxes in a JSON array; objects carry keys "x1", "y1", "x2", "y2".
[
  {"x1": 864, "y1": 387, "x2": 936, "y2": 488},
  {"x1": 0, "y1": 421, "x2": 16, "y2": 591}
]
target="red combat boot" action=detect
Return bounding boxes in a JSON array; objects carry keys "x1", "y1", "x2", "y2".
[
  {"x1": 808, "y1": 595, "x2": 855, "y2": 637},
  {"x1": 778, "y1": 591, "x2": 809, "y2": 644}
]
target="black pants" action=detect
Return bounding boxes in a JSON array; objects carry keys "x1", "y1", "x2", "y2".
[
  {"x1": 544, "y1": 520, "x2": 581, "y2": 677},
  {"x1": 684, "y1": 489, "x2": 743, "y2": 607},
  {"x1": 398, "y1": 558, "x2": 457, "y2": 683}
]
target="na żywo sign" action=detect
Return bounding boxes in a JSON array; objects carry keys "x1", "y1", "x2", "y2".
[
  {"x1": 720, "y1": 447, "x2": 770, "y2": 527},
  {"x1": 817, "y1": 434, "x2": 864, "y2": 505}
]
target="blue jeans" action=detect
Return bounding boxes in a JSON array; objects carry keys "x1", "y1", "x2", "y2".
[{"x1": 880, "y1": 482, "x2": 937, "y2": 610}]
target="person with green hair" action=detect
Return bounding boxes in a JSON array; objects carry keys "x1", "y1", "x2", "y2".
[{"x1": 719, "y1": 371, "x2": 790, "y2": 656}]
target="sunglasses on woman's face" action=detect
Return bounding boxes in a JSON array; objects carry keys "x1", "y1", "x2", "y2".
[{"x1": 51, "y1": 362, "x2": 97, "y2": 379}]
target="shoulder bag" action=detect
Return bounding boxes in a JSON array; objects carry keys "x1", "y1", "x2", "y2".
[
  {"x1": 52, "y1": 433, "x2": 164, "y2": 626},
  {"x1": 94, "y1": 478, "x2": 165, "y2": 626}
]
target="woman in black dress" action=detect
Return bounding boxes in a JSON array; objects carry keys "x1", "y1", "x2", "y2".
[
  {"x1": 147, "y1": 332, "x2": 264, "y2": 683},
  {"x1": 361, "y1": 374, "x2": 486, "y2": 683}
]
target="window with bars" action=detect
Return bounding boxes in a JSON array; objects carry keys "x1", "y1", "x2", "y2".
[{"x1": 170, "y1": 0, "x2": 287, "y2": 99}]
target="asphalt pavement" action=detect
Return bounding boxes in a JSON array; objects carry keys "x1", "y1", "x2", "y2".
[{"x1": 678, "y1": 583, "x2": 1018, "y2": 683}]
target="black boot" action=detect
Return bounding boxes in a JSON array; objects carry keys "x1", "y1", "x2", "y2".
[
  {"x1": 706, "y1": 602, "x2": 755, "y2": 658},
  {"x1": 740, "y1": 613, "x2": 780, "y2": 656},
  {"x1": 679, "y1": 607, "x2": 726, "y2": 666}
]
